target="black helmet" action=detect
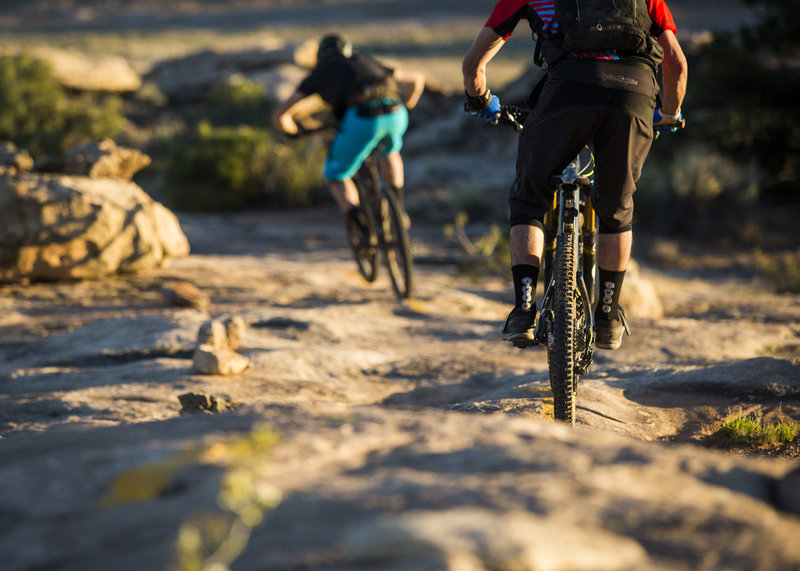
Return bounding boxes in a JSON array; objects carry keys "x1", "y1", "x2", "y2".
[{"x1": 317, "y1": 33, "x2": 352, "y2": 62}]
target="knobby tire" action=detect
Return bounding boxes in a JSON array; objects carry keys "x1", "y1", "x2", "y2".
[
  {"x1": 379, "y1": 188, "x2": 414, "y2": 299},
  {"x1": 348, "y1": 170, "x2": 379, "y2": 283},
  {"x1": 550, "y1": 231, "x2": 578, "y2": 425}
]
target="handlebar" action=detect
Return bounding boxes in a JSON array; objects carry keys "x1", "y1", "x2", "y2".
[
  {"x1": 498, "y1": 105, "x2": 530, "y2": 132},
  {"x1": 468, "y1": 104, "x2": 685, "y2": 137},
  {"x1": 654, "y1": 117, "x2": 685, "y2": 139}
]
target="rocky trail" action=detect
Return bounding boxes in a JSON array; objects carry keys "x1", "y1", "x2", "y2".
[
  {"x1": 2, "y1": 0, "x2": 800, "y2": 568},
  {"x1": 1, "y1": 207, "x2": 799, "y2": 570}
]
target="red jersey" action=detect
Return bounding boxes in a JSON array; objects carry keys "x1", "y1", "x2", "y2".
[{"x1": 486, "y1": 0, "x2": 677, "y2": 61}]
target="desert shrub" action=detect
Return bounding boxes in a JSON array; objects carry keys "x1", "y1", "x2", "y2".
[
  {"x1": 687, "y1": 36, "x2": 800, "y2": 197},
  {"x1": 163, "y1": 121, "x2": 326, "y2": 211},
  {"x1": 0, "y1": 53, "x2": 65, "y2": 156},
  {"x1": 719, "y1": 411, "x2": 799, "y2": 448},
  {"x1": 196, "y1": 75, "x2": 273, "y2": 128},
  {"x1": 636, "y1": 143, "x2": 759, "y2": 237},
  {"x1": 62, "y1": 92, "x2": 125, "y2": 149},
  {"x1": 680, "y1": 0, "x2": 800, "y2": 201},
  {"x1": 172, "y1": 424, "x2": 281, "y2": 571},
  {"x1": 445, "y1": 212, "x2": 511, "y2": 278},
  {"x1": 754, "y1": 248, "x2": 800, "y2": 293},
  {"x1": 0, "y1": 53, "x2": 124, "y2": 156}
]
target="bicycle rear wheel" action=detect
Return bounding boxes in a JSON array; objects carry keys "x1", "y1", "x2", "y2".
[
  {"x1": 378, "y1": 188, "x2": 414, "y2": 299},
  {"x1": 549, "y1": 231, "x2": 578, "y2": 425}
]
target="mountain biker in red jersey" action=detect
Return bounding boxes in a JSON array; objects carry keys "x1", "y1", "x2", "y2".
[
  {"x1": 462, "y1": 0, "x2": 687, "y2": 350},
  {"x1": 273, "y1": 34, "x2": 425, "y2": 234}
]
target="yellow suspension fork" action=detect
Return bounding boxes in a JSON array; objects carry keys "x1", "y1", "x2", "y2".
[
  {"x1": 542, "y1": 193, "x2": 558, "y2": 288},
  {"x1": 581, "y1": 192, "x2": 597, "y2": 305}
]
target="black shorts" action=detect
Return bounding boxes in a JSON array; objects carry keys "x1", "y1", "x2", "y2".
[{"x1": 509, "y1": 58, "x2": 657, "y2": 234}]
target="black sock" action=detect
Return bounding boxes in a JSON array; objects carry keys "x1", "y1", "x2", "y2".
[
  {"x1": 390, "y1": 185, "x2": 404, "y2": 204},
  {"x1": 512, "y1": 265, "x2": 538, "y2": 312},
  {"x1": 346, "y1": 206, "x2": 367, "y2": 232},
  {"x1": 596, "y1": 268, "x2": 625, "y2": 321}
]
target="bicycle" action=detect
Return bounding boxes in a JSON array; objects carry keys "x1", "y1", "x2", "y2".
[
  {"x1": 292, "y1": 125, "x2": 415, "y2": 300},
  {"x1": 494, "y1": 105, "x2": 684, "y2": 424},
  {"x1": 345, "y1": 149, "x2": 414, "y2": 300}
]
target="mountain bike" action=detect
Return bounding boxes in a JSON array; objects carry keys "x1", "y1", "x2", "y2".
[
  {"x1": 496, "y1": 105, "x2": 684, "y2": 424},
  {"x1": 346, "y1": 150, "x2": 414, "y2": 300},
  {"x1": 294, "y1": 126, "x2": 415, "y2": 300}
]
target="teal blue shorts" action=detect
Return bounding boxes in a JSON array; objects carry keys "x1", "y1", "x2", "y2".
[{"x1": 324, "y1": 104, "x2": 409, "y2": 181}]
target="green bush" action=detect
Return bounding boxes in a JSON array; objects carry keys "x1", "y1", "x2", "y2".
[
  {"x1": 681, "y1": 0, "x2": 800, "y2": 200},
  {"x1": 719, "y1": 411, "x2": 799, "y2": 448},
  {"x1": 205, "y1": 75, "x2": 273, "y2": 127},
  {"x1": 687, "y1": 38, "x2": 800, "y2": 194},
  {"x1": 0, "y1": 53, "x2": 124, "y2": 156},
  {"x1": 636, "y1": 143, "x2": 759, "y2": 237},
  {"x1": 754, "y1": 248, "x2": 800, "y2": 293},
  {"x1": 0, "y1": 53, "x2": 65, "y2": 156},
  {"x1": 164, "y1": 121, "x2": 326, "y2": 211},
  {"x1": 445, "y1": 212, "x2": 511, "y2": 279},
  {"x1": 63, "y1": 93, "x2": 125, "y2": 150}
]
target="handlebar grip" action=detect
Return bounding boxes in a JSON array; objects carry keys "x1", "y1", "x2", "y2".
[{"x1": 654, "y1": 118, "x2": 685, "y2": 139}]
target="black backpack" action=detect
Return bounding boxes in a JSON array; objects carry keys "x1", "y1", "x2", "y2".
[{"x1": 556, "y1": 0, "x2": 652, "y2": 53}]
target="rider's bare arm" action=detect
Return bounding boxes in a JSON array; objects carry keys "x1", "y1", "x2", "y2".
[
  {"x1": 657, "y1": 29, "x2": 688, "y2": 117},
  {"x1": 462, "y1": 27, "x2": 506, "y2": 98},
  {"x1": 271, "y1": 90, "x2": 307, "y2": 135},
  {"x1": 392, "y1": 67, "x2": 426, "y2": 110}
]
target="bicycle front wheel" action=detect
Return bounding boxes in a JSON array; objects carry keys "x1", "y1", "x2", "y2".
[
  {"x1": 549, "y1": 231, "x2": 578, "y2": 425},
  {"x1": 378, "y1": 189, "x2": 414, "y2": 299},
  {"x1": 349, "y1": 173, "x2": 379, "y2": 283}
]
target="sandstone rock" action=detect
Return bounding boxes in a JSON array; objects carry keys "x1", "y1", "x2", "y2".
[
  {"x1": 0, "y1": 173, "x2": 189, "y2": 283},
  {"x1": 619, "y1": 259, "x2": 664, "y2": 318},
  {"x1": 344, "y1": 507, "x2": 648, "y2": 570},
  {"x1": 33, "y1": 47, "x2": 141, "y2": 93},
  {"x1": 0, "y1": 142, "x2": 34, "y2": 175},
  {"x1": 774, "y1": 466, "x2": 800, "y2": 516},
  {"x1": 197, "y1": 316, "x2": 246, "y2": 351},
  {"x1": 64, "y1": 139, "x2": 151, "y2": 180},
  {"x1": 246, "y1": 65, "x2": 310, "y2": 103},
  {"x1": 143, "y1": 40, "x2": 311, "y2": 102},
  {"x1": 223, "y1": 316, "x2": 246, "y2": 352},
  {"x1": 161, "y1": 280, "x2": 210, "y2": 310},
  {"x1": 192, "y1": 344, "x2": 250, "y2": 376},
  {"x1": 177, "y1": 392, "x2": 231, "y2": 413},
  {"x1": 197, "y1": 319, "x2": 228, "y2": 349}
]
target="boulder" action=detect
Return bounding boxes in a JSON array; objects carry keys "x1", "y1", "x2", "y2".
[
  {"x1": 143, "y1": 40, "x2": 314, "y2": 102},
  {"x1": 161, "y1": 280, "x2": 210, "y2": 310},
  {"x1": 177, "y1": 392, "x2": 233, "y2": 414},
  {"x1": 0, "y1": 173, "x2": 189, "y2": 283},
  {"x1": 0, "y1": 142, "x2": 34, "y2": 175},
  {"x1": 33, "y1": 47, "x2": 142, "y2": 93},
  {"x1": 64, "y1": 139, "x2": 151, "y2": 180},
  {"x1": 619, "y1": 259, "x2": 665, "y2": 319},
  {"x1": 192, "y1": 344, "x2": 251, "y2": 376},
  {"x1": 196, "y1": 315, "x2": 247, "y2": 351}
]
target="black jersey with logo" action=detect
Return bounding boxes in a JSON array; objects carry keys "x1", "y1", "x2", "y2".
[{"x1": 298, "y1": 52, "x2": 398, "y2": 119}]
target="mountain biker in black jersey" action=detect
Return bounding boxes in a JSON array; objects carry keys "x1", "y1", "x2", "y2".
[
  {"x1": 272, "y1": 33, "x2": 426, "y2": 235},
  {"x1": 462, "y1": 0, "x2": 688, "y2": 350}
]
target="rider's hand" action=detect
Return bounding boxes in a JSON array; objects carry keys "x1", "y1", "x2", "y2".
[
  {"x1": 479, "y1": 95, "x2": 502, "y2": 125},
  {"x1": 653, "y1": 108, "x2": 683, "y2": 126},
  {"x1": 465, "y1": 90, "x2": 502, "y2": 125}
]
